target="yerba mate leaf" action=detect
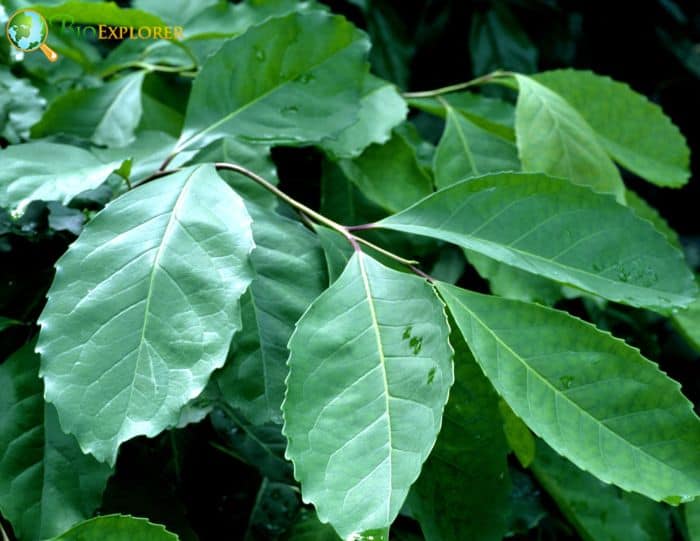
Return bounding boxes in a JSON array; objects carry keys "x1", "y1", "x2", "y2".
[
  {"x1": 32, "y1": 72, "x2": 145, "y2": 148},
  {"x1": 378, "y1": 172, "x2": 696, "y2": 310},
  {"x1": 177, "y1": 11, "x2": 369, "y2": 151},
  {"x1": 438, "y1": 283, "x2": 700, "y2": 503},
  {"x1": 283, "y1": 252, "x2": 453, "y2": 538},
  {"x1": 411, "y1": 330, "x2": 510, "y2": 541},
  {"x1": 0, "y1": 142, "x2": 123, "y2": 211},
  {"x1": 532, "y1": 441, "x2": 671, "y2": 541},
  {"x1": 0, "y1": 343, "x2": 112, "y2": 541},
  {"x1": 535, "y1": 69, "x2": 690, "y2": 187},
  {"x1": 433, "y1": 105, "x2": 519, "y2": 188},
  {"x1": 322, "y1": 74, "x2": 407, "y2": 159},
  {"x1": 215, "y1": 204, "x2": 327, "y2": 425},
  {"x1": 514, "y1": 74, "x2": 625, "y2": 201},
  {"x1": 38, "y1": 165, "x2": 254, "y2": 465},
  {"x1": 50, "y1": 515, "x2": 179, "y2": 541}
]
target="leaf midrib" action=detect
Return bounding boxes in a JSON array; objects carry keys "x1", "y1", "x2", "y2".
[
  {"x1": 357, "y1": 252, "x2": 392, "y2": 524},
  {"x1": 442, "y1": 287, "x2": 694, "y2": 490},
  {"x1": 176, "y1": 19, "x2": 361, "y2": 152}
]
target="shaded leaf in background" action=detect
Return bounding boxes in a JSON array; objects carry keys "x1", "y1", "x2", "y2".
[
  {"x1": 132, "y1": 0, "x2": 219, "y2": 26},
  {"x1": 535, "y1": 69, "x2": 690, "y2": 188},
  {"x1": 0, "y1": 142, "x2": 123, "y2": 211},
  {"x1": 176, "y1": 11, "x2": 369, "y2": 151},
  {"x1": 214, "y1": 204, "x2": 326, "y2": 425},
  {"x1": 0, "y1": 343, "x2": 112, "y2": 541},
  {"x1": 514, "y1": 74, "x2": 625, "y2": 200},
  {"x1": 313, "y1": 225, "x2": 354, "y2": 286},
  {"x1": 499, "y1": 400, "x2": 536, "y2": 468},
  {"x1": 408, "y1": 91, "x2": 515, "y2": 141},
  {"x1": 411, "y1": 330, "x2": 510, "y2": 541},
  {"x1": 50, "y1": 515, "x2": 179, "y2": 541},
  {"x1": 34, "y1": 1, "x2": 168, "y2": 27},
  {"x1": 210, "y1": 408, "x2": 292, "y2": 483},
  {"x1": 0, "y1": 317, "x2": 22, "y2": 332},
  {"x1": 438, "y1": 284, "x2": 700, "y2": 503},
  {"x1": 322, "y1": 74, "x2": 407, "y2": 159},
  {"x1": 38, "y1": 165, "x2": 254, "y2": 464},
  {"x1": 31, "y1": 72, "x2": 146, "y2": 148},
  {"x1": 470, "y1": 4, "x2": 538, "y2": 76},
  {"x1": 338, "y1": 130, "x2": 433, "y2": 213},
  {"x1": 532, "y1": 441, "x2": 671, "y2": 541},
  {"x1": 379, "y1": 172, "x2": 696, "y2": 310},
  {"x1": 0, "y1": 67, "x2": 45, "y2": 144},
  {"x1": 283, "y1": 508, "x2": 340, "y2": 541},
  {"x1": 283, "y1": 253, "x2": 453, "y2": 538},
  {"x1": 433, "y1": 104, "x2": 519, "y2": 188},
  {"x1": 687, "y1": 499, "x2": 700, "y2": 540},
  {"x1": 245, "y1": 480, "x2": 300, "y2": 541},
  {"x1": 674, "y1": 285, "x2": 700, "y2": 353}
]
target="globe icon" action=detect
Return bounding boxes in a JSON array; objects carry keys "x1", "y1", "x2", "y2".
[{"x1": 6, "y1": 9, "x2": 48, "y2": 52}]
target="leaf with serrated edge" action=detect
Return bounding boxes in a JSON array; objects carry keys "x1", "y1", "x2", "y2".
[
  {"x1": 438, "y1": 283, "x2": 700, "y2": 503},
  {"x1": 283, "y1": 252, "x2": 453, "y2": 538},
  {"x1": 0, "y1": 343, "x2": 112, "y2": 541},
  {"x1": 176, "y1": 11, "x2": 369, "y2": 152},
  {"x1": 535, "y1": 69, "x2": 690, "y2": 188},
  {"x1": 37, "y1": 165, "x2": 254, "y2": 465},
  {"x1": 533, "y1": 440, "x2": 671, "y2": 541},
  {"x1": 434, "y1": 105, "x2": 519, "y2": 188},
  {"x1": 0, "y1": 142, "x2": 123, "y2": 211},
  {"x1": 50, "y1": 514, "x2": 179, "y2": 541},
  {"x1": 215, "y1": 204, "x2": 327, "y2": 425},
  {"x1": 514, "y1": 74, "x2": 625, "y2": 201},
  {"x1": 378, "y1": 172, "x2": 696, "y2": 310}
]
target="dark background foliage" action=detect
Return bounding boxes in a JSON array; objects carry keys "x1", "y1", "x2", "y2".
[{"x1": 2, "y1": 1, "x2": 699, "y2": 539}]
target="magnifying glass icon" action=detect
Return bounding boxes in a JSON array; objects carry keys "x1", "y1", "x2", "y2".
[{"x1": 5, "y1": 9, "x2": 58, "y2": 62}]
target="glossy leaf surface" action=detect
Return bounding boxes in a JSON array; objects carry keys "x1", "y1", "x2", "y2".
[
  {"x1": 438, "y1": 284, "x2": 700, "y2": 503},
  {"x1": 379, "y1": 172, "x2": 696, "y2": 310}
]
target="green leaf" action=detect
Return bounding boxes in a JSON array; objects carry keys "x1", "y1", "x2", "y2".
[
  {"x1": 215, "y1": 205, "x2": 326, "y2": 425},
  {"x1": 438, "y1": 283, "x2": 700, "y2": 503},
  {"x1": 532, "y1": 441, "x2": 671, "y2": 541},
  {"x1": 283, "y1": 252, "x2": 453, "y2": 538},
  {"x1": 535, "y1": 69, "x2": 690, "y2": 187},
  {"x1": 0, "y1": 317, "x2": 22, "y2": 332},
  {"x1": 469, "y1": 5, "x2": 537, "y2": 76},
  {"x1": 132, "y1": 0, "x2": 218, "y2": 25},
  {"x1": 408, "y1": 91, "x2": 515, "y2": 142},
  {"x1": 499, "y1": 400, "x2": 536, "y2": 468},
  {"x1": 322, "y1": 74, "x2": 407, "y2": 159},
  {"x1": 210, "y1": 408, "x2": 292, "y2": 483},
  {"x1": 34, "y1": 1, "x2": 167, "y2": 27},
  {"x1": 433, "y1": 105, "x2": 519, "y2": 188},
  {"x1": 687, "y1": 500, "x2": 700, "y2": 540},
  {"x1": 466, "y1": 251, "x2": 562, "y2": 305},
  {"x1": 378, "y1": 172, "x2": 696, "y2": 310},
  {"x1": 187, "y1": 137, "x2": 279, "y2": 209},
  {"x1": 363, "y1": 0, "x2": 414, "y2": 88},
  {"x1": 0, "y1": 343, "x2": 112, "y2": 541},
  {"x1": 37, "y1": 165, "x2": 254, "y2": 465},
  {"x1": 0, "y1": 142, "x2": 123, "y2": 211},
  {"x1": 0, "y1": 67, "x2": 46, "y2": 144},
  {"x1": 32, "y1": 72, "x2": 146, "y2": 147},
  {"x1": 514, "y1": 74, "x2": 625, "y2": 201},
  {"x1": 411, "y1": 329, "x2": 510, "y2": 541},
  {"x1": 314, "y1": 225, "x2": 354, "y2": 285},
  {"x1": 50, "y1": 515, "x2": 179, "y2": 541},
  {"x1": 338, "y1": 130, "x2": 433, "y2": 213},
  {"x1": 673, "y1": 290, "x2": 700, "y2": 353},
  {"x1": 176, "y1": 11, "x2": 369, "y2": 152},
  {"x1": 283, "y1": 509, "x2": 340, "y2": 541},
  {"x1": 625, "y1": 189, "x2": 681, "y2": 249}
]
